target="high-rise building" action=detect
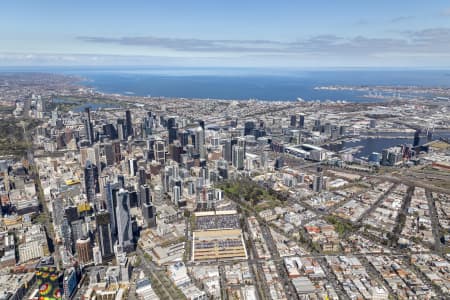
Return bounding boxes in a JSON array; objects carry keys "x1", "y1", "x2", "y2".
[
  {"x1": 168, "y1": 127, "x2": 178, "y2": 144},
  {"x1": 61, "y1": 217, "x2": 73, "y2": 254},
  {"x1": 179, "y1": 130, "x2": 190, "y2": 147},
  {"x1": 244, "y1": 121, "x2": 255, "y2": 136},
  {"x1": 143, "y1": 112, "x2": 153, "y2": 137},
  {"x1": 298, "y1": 114, "x2": 305, "y2": 129},
  {"x1": 169, "y1": 141, "x2": 183, "y2": 163},
  {"x1": 96, "y1": 211, "x2": 114, "y2": 260},
  {"x1": 232, "y1": 145, "x2": 245, "y2": 170},
  {"x1": 413, "y1": 129, "x2": 421, "y2": 147},
  {"x1": 84, "y1": 107, "x2": 94, "y2": 145},
  {"x1": 313, "y1": 167, "x2": 323, "y2": 193},
  {"x1": 76, "y1": 237, "x2": 93, "y2": 264},
  {"x1": 138, "y1": 167, "x2": 147, "y2": 186},
  {"x1": 222, "y1": 139, "x2": 232, "y2": 162},
  {"x1": 104, "y1": 181, "x2": 118, "y2": 237},
  {"x1": 195, "y1": 126, "x2": 206, "y2": 160},
  {"x1": 125, "y1": 110, "x2": 133, "y2": 138},
  {"x1": 115, "y1": 189, "x2": 133, "y2": 252},
  {"x1": 129, "y1": 158, "x2": 138, "y2": 176},
  {"x1": 117, "y1": 119, "x2": 126, "y2": 141},
  {"x1": 84, "y1": 160, "x2": 99, "y2": 205},
  {"x1": 104, "y1": 142, "x2": 115, "y2": 166},
  {"x1": 154, "y1": 140, "x2": 166, "y2": 165},
  {"x1": 140, "y1": 185, "x2": 156, "y2": 227},
  {"x1": 290, "y1": 115, "x2": 297, "y2": 127}
]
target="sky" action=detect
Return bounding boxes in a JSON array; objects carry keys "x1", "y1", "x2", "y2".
[{"x1": 1, "y1": 0, "x2": 450, "y2": 68}]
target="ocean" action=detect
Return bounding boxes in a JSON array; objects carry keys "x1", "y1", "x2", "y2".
[{"x1": 2, "y1": 67, "x2": 450, "y2": 101}]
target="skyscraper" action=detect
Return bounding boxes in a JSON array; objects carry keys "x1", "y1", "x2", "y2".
[
  {"x1": 222, "y1": 139, "x2": 232, "y2": 162},
  {"x1": 290, "y1": 115, "x2": 297, "y2": 127},
  {"x1": 168, "y1": 126, "x2": 178, "y2": 144},
  {"x1": 104, "y1": 142, "x2": 115, "y2": 166},
  {"x1": 413, "y1": 129, "x2": 421, "y2": 147},
  {"x1": 76, "y1": 237, "x2": 93, "y2": 264},
  {"x1": 298, "y1": 114, "x2": 305, "y2": 129},
  {"x1": 84, "y1": 160, "x2": 99, "y2": 205},
  {"x1": 154, "y1": 140, "x2": 166, "y2": 164},
  {"x1": 115, "y1": 189, "x2": 133, "y2": 252},
  {"x1": 195, "y1": 125, "x2": 206, "y2": 160},
  {"x1": 84, "y1": 107, "x2": 94, "y2": 145},
  {"x1": 313, "y1": 167, "x2": 323, "y2": 193},
  {"x1": 96, "y1": 211, "x2": 114, "y2": 259},
  {"x1": 117, "y1": 118, "x2": 126, "y2": 141},
  {"x1": 232, "y1": 145, "x2": 245, "y2": 170},
  {"x1": 244, "y1": 121, "x2": 255, "y2": 136},
  {"x1": 104, "y1": 181, "x2": 118, "y2": 237},
  {"x1": 125, "y1": 110, "x2": 133, "y2": 138}
]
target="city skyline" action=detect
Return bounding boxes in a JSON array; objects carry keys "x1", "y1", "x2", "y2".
[{"x1": 2, "y1": 0, "x2": 450, "y2": 67}]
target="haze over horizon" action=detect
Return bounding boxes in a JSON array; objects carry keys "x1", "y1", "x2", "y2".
[{"x1": 2, "y1": 1, "x2": 450, "y2": 68}]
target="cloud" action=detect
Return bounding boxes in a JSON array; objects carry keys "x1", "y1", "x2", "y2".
[
  {"x1": 77, "y1": 28, "x2": 450, "y2": 58},
  {"x1": 440, "y1": 8, "x2": 450, "y2": 16},
  {"x1": 3, "y1": 28, "x2": 450, "y2": 67},
  {"x1": 390, "y1": 16, "x2": 415, "y2": 23},
  {"x1": 77, "y1": 36, "x2": 283, "y2": 53}
]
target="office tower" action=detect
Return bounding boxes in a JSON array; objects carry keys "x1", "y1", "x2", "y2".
[
  {"x1": 104, "y1": 142, "x2": 115, "y2": 166},
  {"x1": 138, "y1": 167, "x2": 147, "y2": 186},
  {"x1": 115, "y1": 189, "x2": 133, "y2": 252},
  {"x1": 70, "y1": 219, "x2": 84, "y2": 246},
  {"x1": 290, "y1": 115, "x2": 297, "y2": 127},
  {"x1": 125, "y1": 110, "x2": 133, "y2": 138},
  {"x1": 84, "y1": 107, "x2": 94, "y2": 145},
  {"x1": 179, "y1": 130, "x2": 190, "y2": 147},
  {"x1": 313, "y1": 119, "x2": 321, "y2": 131},
  {"x1": 167, "y1": 117, "x2": 176, "y2": 130},
  {"x1": 369, "y1": 119, "x2": 377, "y2": 129},
  {"x1": 222, "y1": 139, "x2": 232, "y2": 162},
  {"x1": 61, "y1": 217, "x2": 73, "y2": 254},
  {"x1": 103, "y1": 123, "x2": 117, "y2": 139},
  {"x1": 129, "y1": 158, "x2": 138, "y2": 176},
  {"x1": 96, "y1": 211, "x2": 114, "y2": 259},
  {"x1": 195, "y1": 125, "x2": 206, "y2": 160},
  {"x1": 237, "y1": 137, "x2": 246, "y2": 156},
  {"x1": 173, "y1": 185, "x2": 181, "y2": 205},
  {"x1": 142, "y1": 199, "x2": 156, "y2": 228},
  {"x1": 117, "y1": 174, "x2": 125, "y2": 189},
  {"x1": 154, "y1": 140, "x2": 166, "y2": 164},
  {"x1": 244, "y1": 121, "x2": 255, "y2": 136},
  {"x1": 63, "y1": 267, "x2": 78, "y2": 300},
  {"x1": 52, "y1": 196, "x2": 64, "y2": 228},
  {"x1": 86, "y1": 144, "x2": 101, "y2": 168},
  {"x1": 168, "y1": 127, "x2": 178, "y2": 144},
  {"x1": 232, "y1": 145, "x2": 245, "y2": 170},
  {"x1": 339, "y1": 125, "x2": 347, "y2": 136},
  {"x1": 117, "y1": 118, "x2": 126, "y2": 141},
  {"x1": 413, "y1": 129, "x2": 421, "y2": 147},
  {"x1": 146, "y1": 137, "x2": 156, "y2": 162},
  {"x1": 298, "y1": 114, "x2": 305, "y2": 129},
  {"x1": 143, "y1": 111, "x2": 153, "y2": 137},
  {"x1": 313, "y1": 167, "x2": 323, "y2": 193},
  {"x1": 274, "y1": 157, "x2": 284, "y2": 170},
  {"x1": 76, "y1": 238, "x2": 93, "y2": 264},
  {"x1": 140, "y1": 184, "x2": 151, "y2": 205},
  {"x1": 111, "y1": 140, "x2": 121, "y2": 163},
  {"x1": 170, "y1": 141, "x2": 183, "y2": 163},
  {"x1": 84, "y1": 160, "x2": 99, "y2": 205},
  {"x1": 104, "y1": 181, "x2": 118, "y2": 236}
]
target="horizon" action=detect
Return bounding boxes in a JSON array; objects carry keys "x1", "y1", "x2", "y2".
[{"x1": 1, "y1": 1, "x2": 450, "y2": 68}]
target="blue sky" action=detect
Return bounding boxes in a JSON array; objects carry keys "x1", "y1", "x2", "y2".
[{"x1": 1, "y1": 0, "x2": 450, "y2": 67}]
